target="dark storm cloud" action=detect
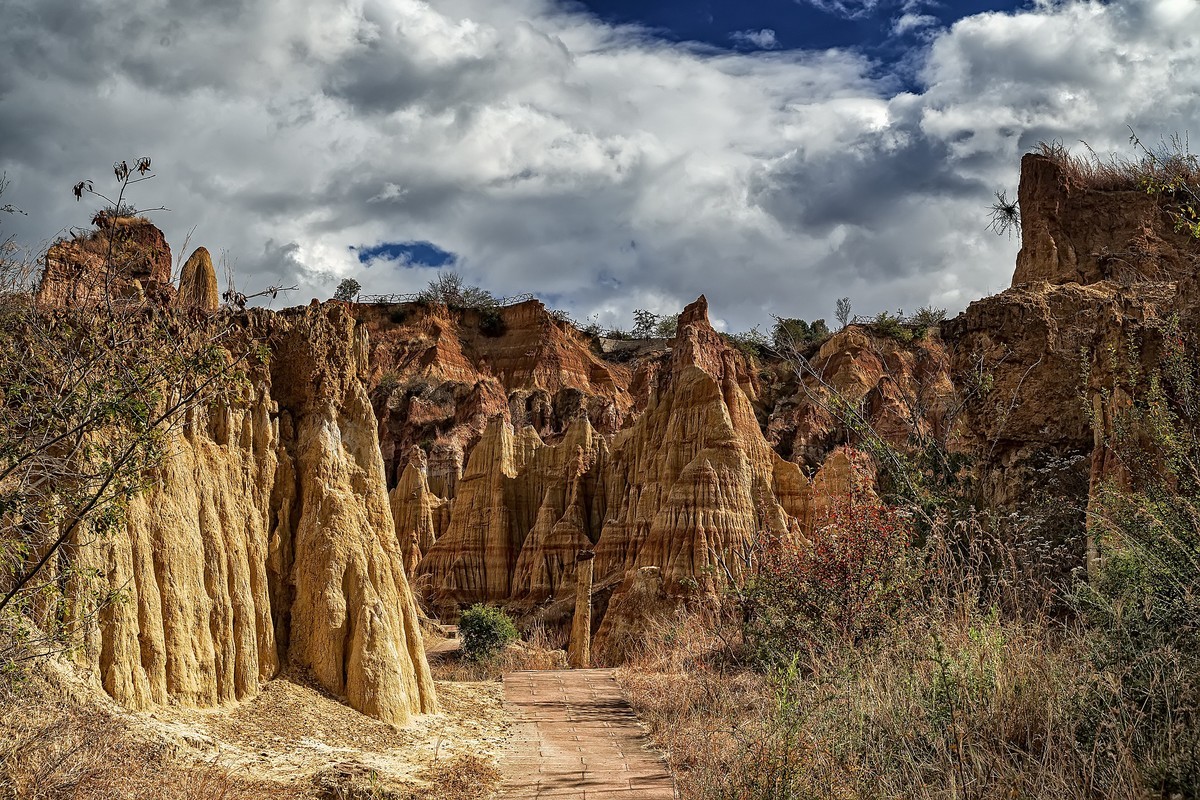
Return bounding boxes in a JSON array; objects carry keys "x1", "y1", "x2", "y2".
[
  {"x1": 751, "y1": 124, "x2": 983, "y2": 240},
  {"x1": 1, "y1": 0, "x2": 1199, "y2": 330}
]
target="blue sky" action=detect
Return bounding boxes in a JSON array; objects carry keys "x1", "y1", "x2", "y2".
[
  {"x1": 2, "y1": 0, "x2": 1199, "y2": 330},
  {"x1": 573, "y1": 0, "x2": 1024, "y2": 52}
]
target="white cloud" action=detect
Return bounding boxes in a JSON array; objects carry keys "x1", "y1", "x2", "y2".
[
  {"x1": 1, "y1": 0, "x2": 1199, "y2": 331},
  {"x1": 730, "y1": 29, "x2": 780, "y2": 50},
  {"x1": 892, "y1": 12, "x2": 940, "y2": 35},
  {"x1": 794, "y1": 0, "x2": 884, "y2": 20}
]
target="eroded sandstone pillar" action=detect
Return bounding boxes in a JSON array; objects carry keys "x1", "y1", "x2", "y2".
[{"x1": 567, "y1": 551, "x2": 594, "y2": 669}]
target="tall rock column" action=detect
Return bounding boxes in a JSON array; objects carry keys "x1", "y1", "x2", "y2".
[
  {"x1": 567, "y1": 551, "x2": 594, "y2": 669},
  {"x1": 176, "y1": 246, "x2": 220, "y2": 313}
]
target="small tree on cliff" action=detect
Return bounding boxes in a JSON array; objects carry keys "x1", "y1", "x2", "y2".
[
  {"x1": 334, "y1": 278, "x2": 361, "y2": 302},
  {"x1": 0, "y1": 160, "x2": 251, "y2": 669}
]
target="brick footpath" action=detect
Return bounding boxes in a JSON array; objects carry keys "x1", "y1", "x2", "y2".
[{"x1": 496, "y1": 669, "x2": 677, "y2": 799}]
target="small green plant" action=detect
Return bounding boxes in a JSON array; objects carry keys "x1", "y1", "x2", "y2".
[
  {"x1": 377, "y1": 372, "x2": 401, "y2": 394},
  {"x1": 252, "y1": 341, "x2": 271, "y2": 366},
  {"x1": 458, "y1": 604, "x2": 518, "y2": 661}
]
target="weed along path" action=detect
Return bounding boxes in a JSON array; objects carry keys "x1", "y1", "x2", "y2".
[{"x1": 496, "y1": 669, "x2": 677, "y2": 799}]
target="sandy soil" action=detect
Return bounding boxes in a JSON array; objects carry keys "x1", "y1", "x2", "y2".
[{"x1": 138, "y1": 671, "x2": 510, "y2": 796}]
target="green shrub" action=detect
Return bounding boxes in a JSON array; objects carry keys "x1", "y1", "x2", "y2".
[
  {"x1": 654, "y1": 313, "x2": 679, "y2": 338},
  {"x1": 1071, "y1": 319, "x2": 1200, "y2": 793},
  {"x1": 723, "y1": 326, "x2": 770, "y2": 360},
  {"x1": 871, "y1": 311, "x2": 913, "y2": 343},
  {"x1": 743, "y1": 475, "x2": 919, "y2": 668},
  {"x1": 1074, "y1": 489, "x2": 1200, "y2": 794},
  {"x1": 912, "y1": 305, "x2": 947, "y2": 327},
  {"x1": 458, "y1": 604, "x2": 518, "y2": 661},
  {"x1": 333, "y1": 278, "x2": 361, "y2": 302},
  {"x1": 771, "y1": 316, "x2": 830, "y2": 352},
  {"x1": 478, "y1": 308, "x2": 506, "y2": 337}
]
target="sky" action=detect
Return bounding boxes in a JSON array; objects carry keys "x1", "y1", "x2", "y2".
[{"x1": 1, "y1": 0, "x2": 1199, "y2": 332}]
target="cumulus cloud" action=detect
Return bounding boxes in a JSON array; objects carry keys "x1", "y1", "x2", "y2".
[
  {"x1": 730, "y1": 29, "x2": 780, "y2": 50},
  {"x1": 1, "y1": 0, "x2": 1199, "y2": 330}
]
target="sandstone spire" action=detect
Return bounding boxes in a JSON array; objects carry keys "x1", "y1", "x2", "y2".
[{"x1": 176, "y1": 246, "x2": 220, "y2": 313}]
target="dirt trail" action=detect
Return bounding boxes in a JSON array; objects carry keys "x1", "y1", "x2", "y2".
[{"x1": 497, "y1": 669, "x2": 676, "y2": 799}]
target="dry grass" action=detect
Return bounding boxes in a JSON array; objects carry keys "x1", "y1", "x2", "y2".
[
  {"x1": 404, "y1": 753, "x2": 502, "y2": 800},
  {"x1": 613, "y1": 514, "x2": 1165, "y2": 800},
  {"x1": 429, "y1": 624, "x2": 567, "y2": 682},
  {"x1": 0, "y1": 685, "x2": 291, "y2": 800},
  {"x1": 618, "y1": 605, "x2": 1142, "y2": 800},
  {"x1": 1034, "y1": 139, "x2": 1200, "y2": 193}
]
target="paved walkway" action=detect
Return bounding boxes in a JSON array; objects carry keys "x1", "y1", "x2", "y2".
[{"x1": 497, "y1": 669, "x2": 676, "y2": 799}]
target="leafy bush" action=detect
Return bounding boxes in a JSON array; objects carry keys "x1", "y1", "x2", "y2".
[
  {"x1": 1074, "y1": 490, "x2": 1200, "y2": 794},
  {"x1": 417, "y1": 271, "x2": 497, "y2": 309},
  {"x1": 377, "y1": 372, "x2": 401, "y2": 394},
  {"x1": 458, "y1": 604, "x2": 518, "y2": 661},
  {"x1": 871, "y1": 310, "x2": 913, "y2": 343},
  {"x1": 632, "y1": 309, "x2": 658, "y2": 338},
  {"x1": 654, "y1": 313, "x2": 679, "y2": 338},
  {"x1": 770, "y1": 316, "x2": 829, "y2": 352},
  {"x1": 1072, "y1": 321, "x2": 1200, "y2": 793},
  {"x1": 912, "y1": 305, "x2": 947, "y2": 327},
  {"x1": 333, "y1": 278, "x2": 360, "y2": 302},
  {"x1": 743, "y1": 473, "x2": 919, "y2": 667},
  {"x1": 478, "y1": 308, "x2": 506, "y2": 337},
  {"x1": 722, "y1": 326, "x2": 770, "y2": 360}
]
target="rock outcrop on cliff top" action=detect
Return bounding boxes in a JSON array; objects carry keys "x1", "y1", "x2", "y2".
[
  {"x1": 73, "y1": 303, "x2": 437, "y2": 726},
  {"x1": 37, "y1": 214, "x2": 174, "y2": 307},
  {"x1": 175, "y1": 246, "x2": 220, "y2": 313},
  {"x1": 944, "y1": 151, "x2": 1200, "y2": 561},
  {"x1": 1014, "y1": 152, "x2": 1199, "y2": 286}
]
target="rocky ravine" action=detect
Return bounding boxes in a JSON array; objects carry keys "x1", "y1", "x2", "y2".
[
  {"x1": 371, "y1": 152, "x2": 1200, "y2": 653},
  {"x1": 31, "y1": 148, "x2": 1200, "y2": 725}
]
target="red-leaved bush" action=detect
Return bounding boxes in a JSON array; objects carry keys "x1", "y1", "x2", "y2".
[{"x1": 743, "y1": 474, "x2": 918, "y2": 667}]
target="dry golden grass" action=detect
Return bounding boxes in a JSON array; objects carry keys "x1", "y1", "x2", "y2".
[
  {"x1": 429, "y1": 624, "x2": 568, "y2": 683},
  {"x1": 404, "y1": 753, "x2": 502, "y2": 800},
  {"x1": 1034, "y1": 139, "x2": 1200, "y2": 193},
  {"x1": 0, "y1": 687, "x2": 293, "y2": 800},
  {"x1": 617, "y1": 598, "x2": 1145, "y2": 799}
]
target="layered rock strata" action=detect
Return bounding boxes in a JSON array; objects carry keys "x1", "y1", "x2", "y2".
[
  {"x1": 74, "y1": 303, "x2": 437, "y2": 726},
  {"x1": 360, "y1": 301, "x2": 647, "y2": 487},
  {"x1": 37, "y1": 215, "x2": 174, "y2": 307},
  {"x1": 404, "y1": 297, "x2": 857, "y2": 657}
]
